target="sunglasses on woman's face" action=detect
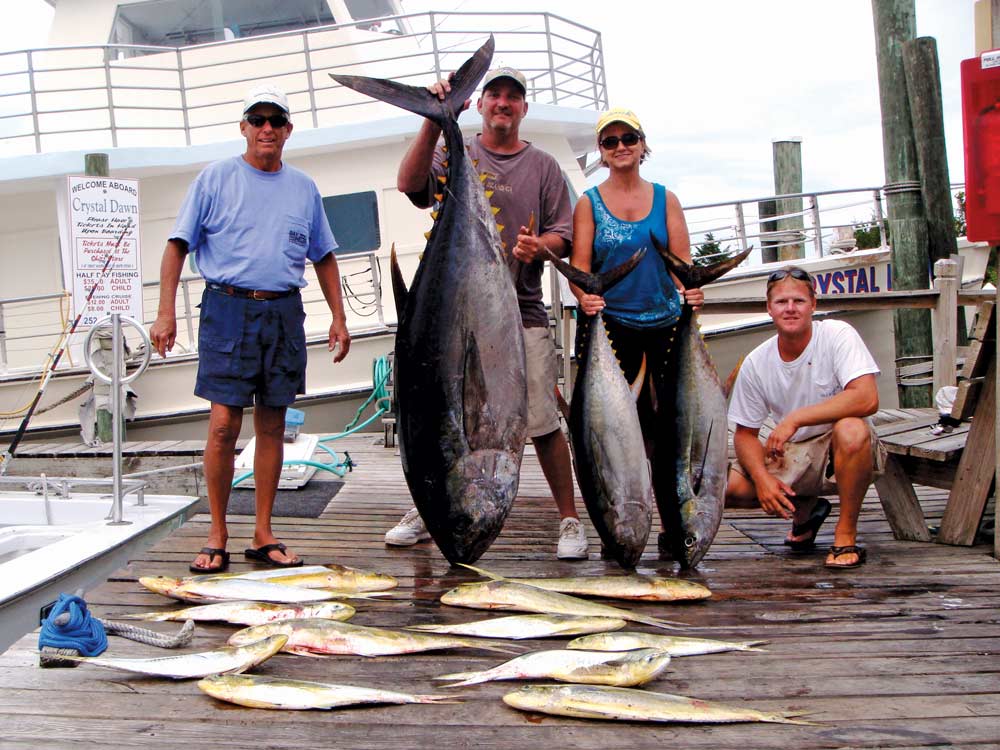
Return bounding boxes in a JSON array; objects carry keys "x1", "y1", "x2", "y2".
[
  {"x1": 244, "y1": 113, "x2": 289, "y2": 129},
  {"x1": 599, "y1": 132, "x2": 641, "y2": 150}
]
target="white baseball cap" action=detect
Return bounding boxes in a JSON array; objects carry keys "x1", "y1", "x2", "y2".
[{"x1": 242, "y1": 83, "x2": 290, "y2": 115}]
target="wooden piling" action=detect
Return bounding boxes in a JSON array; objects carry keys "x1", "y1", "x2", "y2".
[
  {"x1": 872, "y1": 0, "x2": 933, "y2": 407},
  {"x1": 772, "y1": 138, "x2": 803, "y2": 261}
]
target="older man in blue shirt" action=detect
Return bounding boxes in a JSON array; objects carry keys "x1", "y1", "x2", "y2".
[{"x1": 150, "y1": 83, "x2": 351, "y2": 573}]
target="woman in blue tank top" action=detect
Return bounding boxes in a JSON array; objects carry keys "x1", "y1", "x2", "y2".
[{"x1": 569, "y1": 108, "x2": 702, "y2": 557}]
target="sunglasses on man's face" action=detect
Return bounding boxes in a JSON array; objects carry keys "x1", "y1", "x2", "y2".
[
  {"x1": 599, "y1": 132, "x2": 641, "y2": 150},
  {"x1": 767, "y1": 268, "x2": 812, "y2": 284},
  {"x1": 244, "y1": 113, "x2": 289, "y2": 129}
]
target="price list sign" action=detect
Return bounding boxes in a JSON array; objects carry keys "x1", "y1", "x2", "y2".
[{"x1": 64, "y1": 176, "x2": 142, "y2": 326}]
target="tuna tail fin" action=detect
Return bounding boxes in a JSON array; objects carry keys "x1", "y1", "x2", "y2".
[
  {"x1": 543, "y1": 247, "x2": 646, "y2": 296},
  {"x1": 458, "y1": 563, "x2": 506, "y2": 581},
  {"x1": 630, "y1": 354, "x2": 647, "y2": 401},
  {"x1": 329, "y1": 35, "x2": 494, "y2": 125},
  {"x1": 389, "y1": 244, "x2": 408, "y2": 315},
  {"x1": 649, "y1": 231, "x2": 752, "y2": 289}
]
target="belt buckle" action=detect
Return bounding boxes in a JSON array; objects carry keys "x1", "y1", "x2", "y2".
[{"x1": 251, "y1": 289, "x2": 266, "y2": 300}]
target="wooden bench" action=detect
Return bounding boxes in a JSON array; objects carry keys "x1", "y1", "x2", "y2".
[{"x1": 874, "y1": 300, "x2": 996, "y2": 545}]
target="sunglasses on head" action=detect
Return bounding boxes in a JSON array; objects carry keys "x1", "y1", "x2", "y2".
[
  {"x1": 767, "y1": 267, "x2": 812, "y2": 284},
  {"x1": 244, "y1": 113, "x2": 289, "y2": 129},
  {"x1": 599, "y1": 132, "x2": 641, "y2": 150}
]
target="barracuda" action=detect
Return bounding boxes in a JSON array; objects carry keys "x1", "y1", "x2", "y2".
[{"x1": 329, "y1": 36, "x2": 526, "y2": 564}]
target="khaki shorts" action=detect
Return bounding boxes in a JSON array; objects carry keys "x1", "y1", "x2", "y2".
[
  {"x1": 732, "y1": 423, "x2": 887, "y2": 496},
  {"x1": 524, "y1": 326, "x2": 561, "y2": 439}
]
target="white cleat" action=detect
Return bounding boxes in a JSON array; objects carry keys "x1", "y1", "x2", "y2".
[
  {"x1": 385, "y1": 507, "x2": 432, "y2": 546},
  {"x1": 556, "y1": 516, "x2": 589, "y2": 560}
]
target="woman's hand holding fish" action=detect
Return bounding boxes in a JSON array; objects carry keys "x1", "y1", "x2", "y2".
[
  {"x1": 681, "y1": 287, "x2": 704, "y2": 310},
  {"x1": 578, "y1": 293, "x2": 606, "y2": 317}
]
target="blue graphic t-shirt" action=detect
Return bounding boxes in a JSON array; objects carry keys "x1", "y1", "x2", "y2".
[{"x1": 587, "y1": 183, "x2": 681, "y2": 328}]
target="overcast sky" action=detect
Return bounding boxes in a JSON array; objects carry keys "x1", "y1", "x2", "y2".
[{"x1": 3, "y1": 0, "x2": 974, "y2": 211}]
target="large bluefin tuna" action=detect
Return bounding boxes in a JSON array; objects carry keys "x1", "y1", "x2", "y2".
[
  {"x1": 648, "y1": 235, "x2": 751, "y2": 568},
  {"x1": 545, "y1": 250, "x2": 651, "y2": 569},
  {"x1": 329, "y1": 37, "x2": 526, "y2": 564}
]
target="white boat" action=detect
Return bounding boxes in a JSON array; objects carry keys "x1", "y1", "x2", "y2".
[
  {"x1": 0, "y1": 1, "x2": 985, "y2": 444},
  {"x1": 0, "y1": 475, "x2": 197, "y2": 653}
]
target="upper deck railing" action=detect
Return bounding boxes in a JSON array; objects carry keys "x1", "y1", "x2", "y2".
[{"x1": 0, "y1": 11, "x2": 606, "y2": 156}]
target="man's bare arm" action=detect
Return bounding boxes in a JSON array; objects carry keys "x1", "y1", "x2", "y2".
[
  {"x1": 149, "y1": 239, "x2": 188, "y2": 357},
  {"x1": 767, "y1": 373, "x2": 879, "y2": 454}
]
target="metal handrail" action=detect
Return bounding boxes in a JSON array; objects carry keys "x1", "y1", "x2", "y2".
[
  {"x1": 0, "y1": 251, "x2": 386, "y2": 374},
  {"x1": 0, "y1": 11, "x2": 606, "y2": 155}
]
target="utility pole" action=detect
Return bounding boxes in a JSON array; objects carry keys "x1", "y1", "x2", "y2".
[{"x1": 872, "y1": 0, "x2": 933, "y2": 407}]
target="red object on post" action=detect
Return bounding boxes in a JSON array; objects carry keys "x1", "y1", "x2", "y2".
[{"x1": 962, "y1": 50, "x2": 1000, "y2": 243}]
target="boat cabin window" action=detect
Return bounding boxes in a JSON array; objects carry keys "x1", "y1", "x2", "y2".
[
  {"x1": 343, "y1": 0, "x2": 405, "y2": 33},
  {"x1": 109, "y1": 0, "x2": 338, "y2": 56},
  {"x1": 323, "y1": 190, "x2": 381, "y2": 256}
]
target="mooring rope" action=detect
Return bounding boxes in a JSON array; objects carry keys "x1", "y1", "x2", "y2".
[{"x1": 37, "y1": 593, "x2": 194, "y2": 668}]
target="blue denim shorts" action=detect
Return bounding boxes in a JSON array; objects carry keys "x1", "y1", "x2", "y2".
[{"x1": 194, "y1": 287, "x2": 307, "y2": 408}]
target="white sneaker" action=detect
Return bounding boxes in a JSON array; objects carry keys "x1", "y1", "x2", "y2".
[
  {"x1": 556, "y1": 517, "x2": 588, "y2": 560},
  {"x1": 385, "y1": 507, "x2": 431, "y2": 546}
]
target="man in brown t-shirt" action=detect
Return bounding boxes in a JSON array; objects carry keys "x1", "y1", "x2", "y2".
[{"x1": 386, "y1": 66, "x2": 588, "y2": 560}]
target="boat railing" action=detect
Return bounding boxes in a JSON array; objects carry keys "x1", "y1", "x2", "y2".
[
  {"x1": 0, "y1": 250, "x2": 386, "y2": 376},
  {"x1": 685, "y1": 183, "x2": 967, "y2": 264},
  {"x1": 0, "y1": 11, "x2": 606, "y2": 156}
]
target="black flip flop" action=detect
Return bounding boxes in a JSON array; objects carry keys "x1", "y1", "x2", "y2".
[
  {"x1": 785, "y1": 498, "x2": 832, "y2": 551},
  {"x1": 825, "y1": 545, "x2": 867, "y2": 569},
  {"x1": 244, "y1": 542, "x2": 304, "y2": 568},
  {"x1": 189, "y1": 547, "x2": 230, "y2": 574}
]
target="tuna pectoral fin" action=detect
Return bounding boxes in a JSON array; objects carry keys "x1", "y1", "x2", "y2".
[
  {"x1": 330, "y1": 36, "x2": 494, "y2": 124},
  {"x1": 544, "y1": 248, "x2": 646, "y2": 296},
  {"x1": 688, "y1": 417, "x2": 720, "y2": 497},
  {"x1": 389, "y1": 244, "x2": 408, "y2": 314},
  {"x1": 648, "y1": 231, "x2": 752, "y2": 290},
  {"x1": 462, "y1": 335, "x2": 493, "y2": 451}
]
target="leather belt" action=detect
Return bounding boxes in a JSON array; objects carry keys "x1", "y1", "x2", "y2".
[{"x1": 207, "y1": 283, "x2": 297, "y2": 300}]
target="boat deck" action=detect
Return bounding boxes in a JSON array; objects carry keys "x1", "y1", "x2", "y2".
[{"x1": 1, "y1": 432, "x2": 998, "y2": 748}]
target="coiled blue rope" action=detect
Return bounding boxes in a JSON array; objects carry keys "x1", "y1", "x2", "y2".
[{"x1": 38, "y1": 593, "x2": 107, "y2": 656}]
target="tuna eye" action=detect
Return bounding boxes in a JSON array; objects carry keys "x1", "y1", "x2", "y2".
[{"x1": 684, "y1": 535, "x2": 697, "y2": 548}]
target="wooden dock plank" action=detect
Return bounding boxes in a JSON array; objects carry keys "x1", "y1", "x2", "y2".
[{"x1": 0, "y1": 432, "x2": 997, "y2": 749}]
